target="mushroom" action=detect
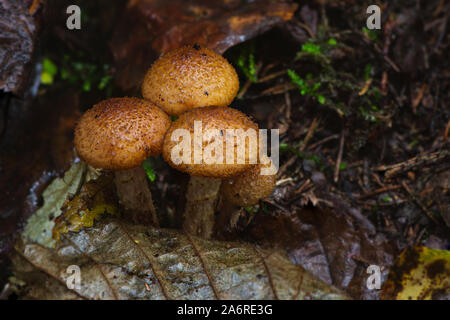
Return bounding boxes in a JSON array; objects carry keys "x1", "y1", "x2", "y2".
[
  {"x1": 221, "y1": 156, "x2": 277, "y2": 207},
  {"x1": 217, "y1": 156, "x2": 276, "y2": 234},
  {"x1": 162, "y1": 106, "x2": 259, "y2": 238},
  {"x1": 141, "y1": 44, "x2": 239, "y2": 116},
  {"x1": 74, "y1": 97, "x2": 171, "y2": 226}
]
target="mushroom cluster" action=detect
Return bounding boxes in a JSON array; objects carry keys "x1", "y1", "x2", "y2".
[{"x1": 73, "y1": 44, "x2": 276, "y2": 238}]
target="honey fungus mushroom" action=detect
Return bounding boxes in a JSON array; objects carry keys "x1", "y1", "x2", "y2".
[
  {"x1": 216, "y1": 156, "x2": 277, "y2": 234},
  {"x1": 141, "y1": 44, "x2": 239, "y2": 116},
  {"x1": 74, "y1": 97, "x2": 171, "y2": 225},
  {"x1": 221, "y1": 156, "x2": 277, "y2": 207},
  {"x1": 162, "y1": 106, "x2": 259, "y2": 238}
]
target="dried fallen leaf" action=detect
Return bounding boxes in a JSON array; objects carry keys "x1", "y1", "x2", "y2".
[
  {"x1": 232, "y1": 190, "x2": 396, "y2": 299},
  {"x1": 11, "y1": 163, "x2": 349, "y2": 300},
  {"x1": 0, "y1": 0, "x2": 41, "y2": 94},
  {"x1": 12, "y1": 220, "x2": 350, "y2": 300},
  {"x1": 0, "y1": 90, "x2": 81, "y2": 263},
  {"x1": 22, "y1": 162, "x2": 87, "y2": 248},
  {"x1": 110, "y1": 0, "x2": 298, "y2": 90},
  {"x1": 382, "y1": 246, "x2": 450, "y2": 300}
]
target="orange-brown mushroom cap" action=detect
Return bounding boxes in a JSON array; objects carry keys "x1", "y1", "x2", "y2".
[
  {"x1": 162, "y1": 106, "x2": 259, "y2": 178},
  {"x1": 74, "y1": 97, "x2": 171, "y2": 170},
  {"x1": 142, "y1": 45, "x2": 239, "y2": 116},
  {"x1": 221, "y1": 157, "x2": 277, "y2": 207}
]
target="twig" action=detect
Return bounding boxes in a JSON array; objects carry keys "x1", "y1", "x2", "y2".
[
  {"x1": 355, "y1": 185, "x2": 401, "y2": 200},
  {"x1": 444, "y1": 120, "x2": 450, "y2": 142},
  {"x1": 258, "y1": 70, "x2": 287, "y2": 83},
  {"x1": 276, "y1": 177, "x2": 294, "y2": 186},
  {"x1": 237, "y1": 61, "x2": 262, "y2": 99},
  {"x1": 262, "y1": 199, "x2": 290, "y2": 213},
  {"x1": 277, "y1": 155, "x2": 296, "y2": 178},
  {"x1": 294, "y1": 179, "x2": 311, "y2": 194},
  {"x1": 333, "y1": 128, "x2": 345, "y2": 183},
  {"x1": 401, "y1": 181, "x2": 440, "y2": 225},
  {"x1": 411, "y1": 83, "x2": 427, "y2": 113},
  {"x1": 260, "y1": 83, "x2": 296, "y2": 96},
  {"x1": 297, "y1": 22, "x2": 315, "y2": 38},
  {"x1": 299, "y1": 117, "x2": 319, "y2": 152},
  {"x1": 284, "y1": 88, "x2": 292, "y2": 123},
  {"x1": 307, "y1": 134, "x2": 339, "y2": 150},
  {"x1": 278, "y1": 118, "x2": 320, "y2": 178},
  {"x1": 237, "y1": 79, "x2": 252, "y2": 99},
  {"x1": 375, "y1": 149, "x2": 449, "y2": 179},
  {"x1": 414, "y1": 228, "x2": 427, "y2": 245}
]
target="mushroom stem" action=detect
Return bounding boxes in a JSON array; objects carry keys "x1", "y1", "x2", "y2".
[
  {"x1": 182, "y1": 176, "x2": 221, "y2": 239},
  {"x1": 114, "y1": 166, "x2": 159, "y2": 227}
]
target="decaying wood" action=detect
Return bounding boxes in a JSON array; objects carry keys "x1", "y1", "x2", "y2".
[{"x1": 375, "y1": 149, "x2": 449, "y2": 179}]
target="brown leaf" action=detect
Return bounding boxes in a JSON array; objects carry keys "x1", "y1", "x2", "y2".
[
  {"x1": 0, "y1": 91, "x2": 80, "y2": 262},
  {"x1": 110, "y1": 0, "x2": 298, "y2": 90},
  {"x1": 11, "y1": 217, "x2": 349, "y2": 300},
  {"x1": 238, "y1": 204, "x2": 396, "y2": 300},
  {"x1": 0, "y1": 0, "x2": 42, "y2": 95},
  {"x1": 11, "y1": 169, "x2": 348, "y2": 300}
]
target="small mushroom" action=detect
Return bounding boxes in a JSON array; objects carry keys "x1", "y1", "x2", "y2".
[
  {"x1": 162, "y1": 106, "x2": 259, "y2": 238},
  {"x1": 216, "y1": 156, "x2": 276, "y2": 235},
  {"x1": 221, "y1": 156, "x2": 277, "y2": 207},
  {"x1": 74, "y1": 97, "x2": 171, "y2": 226},
  {"x1": 141, "y1": 45, "x2": 239, "y2": 116}
]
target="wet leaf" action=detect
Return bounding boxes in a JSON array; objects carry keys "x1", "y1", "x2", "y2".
[
  {"x1": 110, "y1": 0, "x2": 298, "y2": 90},
  {"x1": 11, "y1": 171, "x2": 349, "y2": 300},
  {"x1": 231, "y1": 193, "x2": 396, "y2": 300},
  {"x1": 12, "y1": 220, "x2": 349, "y2": 300},
  {"x1": 382, "y1": 247, "x2": 450, "y2": 300},
  {"x1": 0, "y1": 90, "x2": 81, "y2": 262},
  {"x1": 52, "y1": 173, "x2": 119, "y2": 242},
  {"x1": 22, "y1": 162, "x2": 86, "y2": 248},
  {"x1": 0, "y1": 0, "x2": 41, "y2": 94}
]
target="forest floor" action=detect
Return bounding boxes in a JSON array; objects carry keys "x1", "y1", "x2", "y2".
[{"x1": 0, "y1": 0, "x2": 448, "y2": 299}]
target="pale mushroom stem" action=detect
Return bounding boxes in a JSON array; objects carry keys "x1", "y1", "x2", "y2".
[
  {"x1": 114, "y1": 166, "x2": 159, "y2": 227},
  {"x1": 183, "y1": 176, "x2": 222, "y2": 239}
]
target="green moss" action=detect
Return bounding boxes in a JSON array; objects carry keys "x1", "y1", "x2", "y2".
[
  {"x1": 302, "y1": 42, "x2": 322, "y2": 54},
  {"x1": 142, "y1": 158, "x2": 156, "y2": 182},
  {"x1": 40, "y1": 58, "x2": 58, "y2": 85},
  {"x1": 236, "y1": 42, "x2": 258, "y2": 83}
]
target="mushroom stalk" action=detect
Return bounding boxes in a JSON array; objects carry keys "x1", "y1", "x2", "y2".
[
  {"x1": 183, "y1": 176, "x2": 221, "y2": 239},
  {"x1": 115, "y1": 167, "x2": 159, "y2": 226}
]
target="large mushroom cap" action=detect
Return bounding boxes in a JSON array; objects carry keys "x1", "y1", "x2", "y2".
[
  {"x1": 74, "y1": 97, "x2": 171, "y2": 170},
  {"x1": 142, "y1": 45, "x2": 239, "y2": 116},
  {"x1": 221, "y1": 157, "x2": 277, "y2": 207},
  {"x1": 163, "y1": 106, "x2": 259, "y2": 178}
]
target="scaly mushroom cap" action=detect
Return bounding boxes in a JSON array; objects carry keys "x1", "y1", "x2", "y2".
[
  {"x1": 221, "y1": 156, "x2": 276, "y2": 207},
  {"x1": 74, "y1": 97, "x2": 171, "y2": 170},
  {"x1": 142, "y1": 45, "x2": 239, "y2": 116},
  {"x1": 162, "y1": 106, "x2": 259, "y2": 178}
]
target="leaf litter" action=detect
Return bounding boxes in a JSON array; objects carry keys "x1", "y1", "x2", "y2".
[{"x1": 11, "y1": 163, "x2": 349, "y2": 300}]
